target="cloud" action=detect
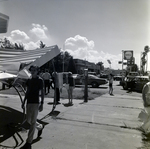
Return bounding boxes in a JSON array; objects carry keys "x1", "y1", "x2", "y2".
[
  {"x1": 8, "y1": 30, "x2": 30, "y2": 43},
  {"x1": 30, "y1": 23, "x2": 49, "y2": 40},
  {"x1": 3, "y1": 24, "x2": 51, "y2": 50},
  {"x1": 24, "y1": 40, "x2": 40, "y2": 51},
  {"x1": 65, "y1": 35, "x2": 94, "y2": 50},
  {"x1": 65, "y1": 35, "x2": 122, "y2": 69}
]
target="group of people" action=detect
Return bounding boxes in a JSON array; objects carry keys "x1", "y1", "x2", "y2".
[
  {"x1": 20, "y1": 65, "x2": 117, "y2": 148},
  {"x1": 20, "y1": 65, "x2": 75, "y2": 149}
]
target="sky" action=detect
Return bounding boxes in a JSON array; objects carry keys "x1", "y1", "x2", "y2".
[{"x1": 0, "y1": 0, "x2": 150, "y2": 70}]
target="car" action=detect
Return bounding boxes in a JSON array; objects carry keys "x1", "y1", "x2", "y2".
[
  {"x1": 88, "y1": 72, "x2": 97, "y2": 76},
  {"x1": 121, "y1": 75, "x2": 149, "y2": 92},
  {"x1": 134, "y1": 76, "x2": 149, "y2": 92},
  {"x1": 99, "y1": 74, "x2": 108, "y2": 79},
  {"x1": 74, "y1": 74, "x2": 108, "y2": 88},
  {"x1": 121, "y1": 72, "x2": 139, "y2": 90},
  {"x1": 114, "y1": 75, "x2": 124, "y2": 81}
]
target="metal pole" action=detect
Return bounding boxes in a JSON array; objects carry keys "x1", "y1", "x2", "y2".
[
  {"x1": 122, "y1": 50, "x2": 124, "y2": 80},
  {"x1": 84, "y1": 69, "x2": 88, "y2": 102}
]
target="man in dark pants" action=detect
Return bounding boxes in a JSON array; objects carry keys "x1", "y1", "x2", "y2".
[
  {"x1": 20, "y1": 65, "x2": 44, "y2": 149},
  {"x1": 42, "y1": 69, "x2": 51, "y2": 94},
  {"x1": 52, "y1": 72, "x2": 60, "y2": 104}
]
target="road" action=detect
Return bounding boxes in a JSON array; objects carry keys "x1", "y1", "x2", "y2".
[{"x1": 0, "y1": 81, "x2": 149, "y2": 149}]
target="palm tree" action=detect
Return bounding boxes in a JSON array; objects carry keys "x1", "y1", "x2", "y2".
[
  {"x1": 40, "y1": 41, "x2": 45, "y2": 48},
  {"x1": 141, "y1": 46, "x2": 149, "y2": 74}
]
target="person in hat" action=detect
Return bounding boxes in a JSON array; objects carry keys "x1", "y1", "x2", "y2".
[{"x1": 20, "y1": 65, "x2": 44, "y2": 149}]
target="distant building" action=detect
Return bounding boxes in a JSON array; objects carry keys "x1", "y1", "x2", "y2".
[
  {"x1": 73, "y1": 59, "x2": 100, "y2": 74},
  {"x1": 103, "y1": 68, "x2": 126, "y2": 76}
]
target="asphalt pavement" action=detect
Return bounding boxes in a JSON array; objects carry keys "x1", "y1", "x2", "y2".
[{"x1": 0, "y1": 82, "x2": 148, "y2": 149}]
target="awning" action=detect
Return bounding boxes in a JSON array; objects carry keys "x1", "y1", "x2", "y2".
[{"x1": 0, "y1": 45, "x2": 60, "y2": 75}]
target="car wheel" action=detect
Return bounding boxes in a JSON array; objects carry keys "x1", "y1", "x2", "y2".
[{"x1": 91, "y1": 82, "x2": 98, "y2": 88}]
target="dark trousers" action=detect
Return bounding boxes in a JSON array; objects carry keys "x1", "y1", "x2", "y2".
[{"x1": 44, "y1": 80, "x2": 50, "y2": 93}]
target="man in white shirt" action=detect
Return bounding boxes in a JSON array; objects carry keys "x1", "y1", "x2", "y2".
[{"x1": 42, "y1": 69, "x2": 51, "y2": 94}]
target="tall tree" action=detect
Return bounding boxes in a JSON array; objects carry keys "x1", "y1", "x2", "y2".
[
  {"x1": 40, "y1": 41, "x2": 45, "y2": 48},
  {"x1": 67, "y1": 56, "x2": 77, "y2": 74},
  {"x1": 0, "y1": 38, "x2": 25, "y2": 50},
  {"x1": 96, "y1": 62, "x2": 104, "y2": 72}
]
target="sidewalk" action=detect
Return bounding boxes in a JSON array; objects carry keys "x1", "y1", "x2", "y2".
[{"x1": 0, "y1": 89, "x2": 146, "y2": 149}]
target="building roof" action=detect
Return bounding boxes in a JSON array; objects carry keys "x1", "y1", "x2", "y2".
[{"x1": 0, "y1": 12, "x2": 9, "y2": 33}]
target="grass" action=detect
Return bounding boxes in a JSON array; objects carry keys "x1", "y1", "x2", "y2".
[{"x1": 0, "y1": 85, "x2": 106, "y2": 100}]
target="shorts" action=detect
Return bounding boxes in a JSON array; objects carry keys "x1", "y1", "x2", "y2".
[{"x1": 109, "y1": 83, "x2": 112, "y2": 87}]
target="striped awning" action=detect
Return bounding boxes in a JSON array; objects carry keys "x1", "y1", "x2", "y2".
[{"x1": 0, "y1": 45, "x2": 60, "y2": 75}]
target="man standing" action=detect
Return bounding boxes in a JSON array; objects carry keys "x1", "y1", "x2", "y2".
[
  {"x1": 52, "y1": 72, "x2": 61, "y2": 104},
  {"x1": 42, "y1": 69, "x2": 51, "y2": 94},
  {"x1": 20, "y1": 65, "x2": 44, "y2": 149}
]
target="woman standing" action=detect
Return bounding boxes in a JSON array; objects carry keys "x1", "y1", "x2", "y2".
[
  {"x1": 109, "y1": 73, "x2": 114, "y2": 95},
  {"x1": 67, "y1": 72, "x2": 75, "y2": 105}
]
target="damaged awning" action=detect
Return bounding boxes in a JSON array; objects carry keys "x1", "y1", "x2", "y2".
[{"x1": 0, "y1": 45, "x2": 60, "y2": 75}]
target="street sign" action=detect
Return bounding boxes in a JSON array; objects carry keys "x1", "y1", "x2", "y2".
[
  {"x1": 127, "y1": 57, "x2": 135, "y2": 65},
  {"x1": 124, "y1": 50, "x2": 133, "y2": 60}
]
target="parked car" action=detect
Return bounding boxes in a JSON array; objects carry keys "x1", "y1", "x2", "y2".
[
  {"x1": 74, "y1": 74, "x2": 108, "y2": 88},
  {"x1": 134, "y1": 76, "x2": 149, "y2": 92},
  {"x1": 121, "y1": 72, "x2": 139, "y2": 89},
  {"x1": 99, "y1": 74, "x2": 108, "y2": 79},
  {"x1": 121, "y1": 75, "x2": 149, "y2": 92},
  {"x1": 114, "y1": 75, "x2": 124, "y2": 81},
  {"x1": 88, "y1": 72, "x2": 97, "y2": 76}
]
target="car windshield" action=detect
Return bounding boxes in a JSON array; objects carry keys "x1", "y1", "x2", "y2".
[{"x1": 88, "y1": 75, "x2": 99, "y2": 79}]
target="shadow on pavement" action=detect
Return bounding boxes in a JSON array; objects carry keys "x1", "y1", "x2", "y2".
[
  {"x1": 62, "y1": 103, "x2": 74, "y2": 107},
  {"x1": 0, "y1": 105, "x2": 48, "y2": 148},
  {"x1": 0, "y1": 105, "x2": 26, "y2": 148},
  {"x1": 137, "y1": 131, "x2": 150, "y2": 149},
  {"x1": 40, "y1": 110, "x2": 60, "y2": 121}
]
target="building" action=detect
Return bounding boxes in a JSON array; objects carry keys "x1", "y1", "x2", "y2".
[{"x1": 73, "y1": 59, "x2": 100, "y2": 74}]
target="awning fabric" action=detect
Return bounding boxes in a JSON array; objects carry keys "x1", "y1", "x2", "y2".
[{"x1": 0, "y1": 45, "x2": 60, "y2": 75}]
